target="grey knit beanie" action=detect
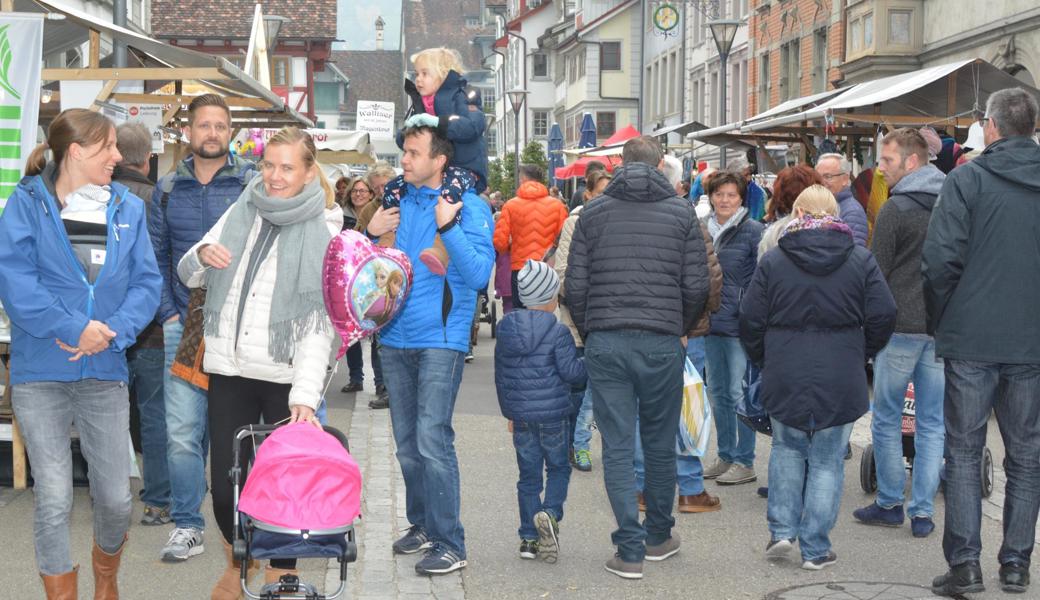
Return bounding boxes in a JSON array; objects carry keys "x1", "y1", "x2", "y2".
[{"x1": 517, "y1": 259, "x2": 560, "y2": 307}]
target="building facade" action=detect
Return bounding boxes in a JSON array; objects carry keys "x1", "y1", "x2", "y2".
[
  {"x1": 151, "y1": 0, "x2": 337, "y2": 123},
  {"x1": 747, "y1": 0, "x2": 845, "y2": 116},
  {"x1": 642, "y1": 1, "x2": 685, "y2": 147},
  {"x1": 842, "y1": 0, "x2": 1039, "y2": 87}
]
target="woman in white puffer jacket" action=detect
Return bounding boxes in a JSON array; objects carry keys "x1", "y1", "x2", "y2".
[{"x1": 177, "y1": 127, "x2": 342, "y2": 598}]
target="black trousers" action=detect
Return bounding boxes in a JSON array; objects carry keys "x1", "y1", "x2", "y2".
[
  {"x1": 510, "y1": 269, "x2": 526, "y2": 310},
  {"x1": 208, "y1": 373, "x2": 296, "y2": 569}
]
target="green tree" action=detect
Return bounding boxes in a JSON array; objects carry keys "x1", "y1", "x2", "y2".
[
  {"x1": 499, "y1": 152, "x2": 517, "y2": 198},
  {"x1": 520, "y1": 141, "x2": 548, "y2": 174},
  {"x1": 486, "y1": 158, "x2": 503, "y2": 197}
]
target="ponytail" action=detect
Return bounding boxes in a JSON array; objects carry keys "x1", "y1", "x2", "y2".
[
  {"x1": 318, "y1": 170, "x2": 336, "y2": 209},
  {"x1": 25, "y1": 142, "x2": 48, "y2": 176}
]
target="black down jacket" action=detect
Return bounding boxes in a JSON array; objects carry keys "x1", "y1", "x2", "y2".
[
  {"x1": 495, "y1": 309, "x2": 587, "y2": 423},
  {"x1": 739, "y1": 224, "x2": 897, "y2": 432},
  {"x1": 564, "y1": 163, "x2": 710, "y2": 338}
]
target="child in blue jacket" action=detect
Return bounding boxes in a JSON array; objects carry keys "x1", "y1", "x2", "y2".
[
  {"x1": 379, "y1": 47, "x2": 488, "y2": 276},
  {"x1": 494, "y1": 260, "x2": 586, "y2": 564}
]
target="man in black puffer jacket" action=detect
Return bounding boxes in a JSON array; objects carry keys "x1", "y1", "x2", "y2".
[{"x1": 564, "y1": 136, "x2": 709, "y2": 579}]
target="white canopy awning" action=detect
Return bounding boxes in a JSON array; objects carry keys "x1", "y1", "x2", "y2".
[
  {"x1": 29, "y1": 0, "x2": 311, "y2": 127},
  {"x1": 743, "y1": 58, "x2": 1039, "y2": 133},
  {"x1": 235, "y1": 129, "x2": 378, "y2": 164},
  {"x1": 687, "y1": 89, "x2": 844, "y2": 141}
]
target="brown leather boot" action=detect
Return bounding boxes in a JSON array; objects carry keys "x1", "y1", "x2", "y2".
[
  {"x1": 264, "y1": 567, "x2": 299, "y2": 586},
  {"x1": 40, "y1": 567, "x2": 77, "y2": 600},
  {"x1": 92, "y1": 536, "x2": 126, "y2": 600},
  {"x1": 211, "y1": 538, "x2": 258, "y2": 600},
  {"x1": 678, "y1": 491, "x2": 722, "y2": 513},
  {"x1": 419, "y1": 235, "x2": 449, "y2": 275}
]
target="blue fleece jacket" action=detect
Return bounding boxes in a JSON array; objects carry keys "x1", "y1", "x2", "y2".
[
  {"x1": 378, "y1": 184, "x2": 495, "y2": 352},
  {"x1": 0, "y1": 173, "x2": 161, "y2": 384},
  {"x1": 495, "y1": 309, "x2": 586, "y2": 423}
]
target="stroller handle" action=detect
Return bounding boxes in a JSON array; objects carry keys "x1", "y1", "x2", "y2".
[{"x1": 233, "y1": 423, "x2": 350, "y2": 452}]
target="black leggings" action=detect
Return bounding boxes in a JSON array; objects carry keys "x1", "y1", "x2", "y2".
[{"x1": 208, "y1": 373, "x2": 296, "y2": 569}]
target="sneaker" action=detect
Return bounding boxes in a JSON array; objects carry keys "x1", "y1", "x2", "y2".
[
  {"x1": 757, "y1": 486, "x2": 769, "y2": 498},
  {"x1": 464, "y1": 351, "x2": 474, "y2": 363},
  {"x1": 393, "y1": 525, "x2": 433, "y2": 555},
  {"x1": 766, "y1": 538, "x2": 795, "y2": 559},
  {"x1": 519, "y1": 539, "x2": 539, "y2": 560},
  {"x1": 852, "y1": 502, "x2": 905, "y2": 527},
  {"x1": 573, "y1": 449, "x2": 592, "y2": 472},
  {"x1": 415, "y1": 545, "x2": 467, "y2": 575},
  {"x1": 716, "y1": 464, "x2": 757, "y2": 485},
  {"x1": 533, "y1": 511, "x2": 560, "y2": 564},
  {"x1": 801, "y1": 551, "x2": 838, "y2": 571},
  {"x1": 645, "y1": 533, "x2": 680, "y2": 562},
  {"x1": 911, "y1": 516, "x2": 935, "y2": 538},
  {"x1": 703, "y1": 459, "x2": 733, "y2": 480},
  {"x1": 160, "y1": 527, "x2": 204, "y2": 562},
  {"x1": 604, "y1": 554, "x2": 643, "y2": 579},
  {"x1": 141, "y1": 505, "x2": 171, "y2": 526},
  {"x1": 341, "y1": 381, "x2": 363, "y2": 393}
]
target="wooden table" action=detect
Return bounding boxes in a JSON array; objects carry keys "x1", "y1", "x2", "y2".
[{"x1": 0, "y1": 342, "x2": 26, "y2": 489}]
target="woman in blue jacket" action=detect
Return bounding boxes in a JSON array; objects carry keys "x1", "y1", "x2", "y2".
[
  {"x1": 739, "y1": 185, "x2": 895, "y2": 570},
  {"x1": 701, "y1": 171, "x2": 764, "y2": 486},
  {"x1": 0, "y1": 109, "x2": 161, "y2": 598}
]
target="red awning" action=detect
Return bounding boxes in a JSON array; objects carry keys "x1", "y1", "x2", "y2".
[
  {"x1": 601, "y1": 124, "x2": 641, "y2": 146},
  {"x1": 493, "y1": 35, "x2": 508, "y2": 49},
  {"x1": 554, "y1": 156, "x2": 622, "y2": 179}
]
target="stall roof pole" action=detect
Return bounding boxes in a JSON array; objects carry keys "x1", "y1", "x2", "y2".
[
  {"x1": 946, "y1": 72, "x2": 958, "y2": 136},
  {"x1": 89, "y1": 29, "x2": 100, "y2": 68}
]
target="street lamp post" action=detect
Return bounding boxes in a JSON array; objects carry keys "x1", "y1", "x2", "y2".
[
  {"x1": 507, "y1": 89, "x2": 529, "y2": 192},
  {"x1": 707, "y1": 18, "x2": 740, "y2": 169}
]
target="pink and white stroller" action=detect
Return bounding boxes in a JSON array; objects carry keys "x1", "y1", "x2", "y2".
[{"x1": 233, "y1": 423, "x2": 361, "y2": 599}]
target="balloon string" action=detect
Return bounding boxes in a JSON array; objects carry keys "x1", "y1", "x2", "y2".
[{"x1": 322, "y1": 360, "x2": 340, "y2": 400}]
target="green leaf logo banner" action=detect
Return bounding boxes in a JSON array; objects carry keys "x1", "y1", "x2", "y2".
[{"x1": 0, "y1": 25, "x2": 21, "y2": 101}]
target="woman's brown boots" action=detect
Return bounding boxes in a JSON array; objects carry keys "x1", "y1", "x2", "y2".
[
  {"x1": 91, "y1": 537, "x2": 127, "y2": 599},
  {"x1": 40, "y1": 567, "x2": 77, "y2": 600},
  {"x1": 211, "y1": 538, "x2": 258, "y2": 600}
]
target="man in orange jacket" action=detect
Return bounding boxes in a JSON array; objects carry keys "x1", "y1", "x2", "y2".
[{"x1": 494, "y1": 164, "x2": 570, "y2": 309}]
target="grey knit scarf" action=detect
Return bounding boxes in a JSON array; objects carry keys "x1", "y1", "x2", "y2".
[{"x1": 203, "y1": 176, "x2": 331, "y2": 364}]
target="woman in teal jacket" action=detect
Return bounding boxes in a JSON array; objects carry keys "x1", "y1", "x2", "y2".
[{"x1": 0, "y1": 109, "x2": 161, "y2": 598}]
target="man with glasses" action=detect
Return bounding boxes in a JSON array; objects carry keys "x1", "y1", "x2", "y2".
[{"x1": 815, "y1": 153, "x2": 868, "y2": 247}]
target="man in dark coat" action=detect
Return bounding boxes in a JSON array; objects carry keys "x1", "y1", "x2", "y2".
[
  {"x1": 923, "y1": 87, "x2": 1040, "y2": 597},
  {"x1": 565, "y1": 136, "x2": 709, "y2": 579},
  {"x1": 815, "y1": 153, "x2": 869, "y2": 247},
  {"x1": 853, "y1": 128, "x2": 946, "y2": 538}
]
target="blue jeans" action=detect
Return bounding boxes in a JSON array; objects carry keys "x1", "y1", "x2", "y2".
[
  {"x1": 128, "y1": 345, "x2": 170, "y2": 509},
  {"x1": 162, "y1": 319, "x2": 209, "y2": 530},
  {"x1": 634, "y1": 421, "x2": 704, "y2": 495},
  {"x1": 513, "y1": 419, "x2": 572, "y2": 540},
  {"x1": 345, "y1": 342, "x2": 364, "y2": 384},
  {"x1": 705, "y1": 335, "x2": 755, "y2": 467},
  {"x1": 13, "y1": 380, "x2": 132, "y2": 575},
  {"x1": 768, "y1": 419, "x2": 853, "y2": 562},
  {"x1": 871, "y1": 334, "x2": 944, "y2": 518},
  {"x1": 382, "y1": 346, "x2": 467, "y2": 556},
  {"x1": 568, "y1": 347, "x2": 586, "y2": 450},
  {"x1": 573, "y1": 387, "x2": 594, "y2": 452},
  {"x1": 943, "y1": 360, "x2": 1040, "y2": 567},
  {"x1": 586, "y1": 330, "x2": 684, "y2": 562}
]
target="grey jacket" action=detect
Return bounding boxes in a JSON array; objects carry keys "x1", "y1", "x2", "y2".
[
  {"x1": 922, "y1": 136, "x2": 1040, "y2": 363},
  {"x1": 871, "y1": 164, "x2": 945, "y2": 334}
]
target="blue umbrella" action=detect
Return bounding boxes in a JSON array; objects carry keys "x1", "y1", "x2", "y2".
[
  {"x1": 548, "y1": 123, "x2": 565, "y2": 188},
  {"x1": 578, "y1": 112, "x2": 597, "y2": 149}
]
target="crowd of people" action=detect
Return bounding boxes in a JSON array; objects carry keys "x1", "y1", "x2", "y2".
[{"x1": 1, "y1": 37, "x2": 1039, "y2": 599}]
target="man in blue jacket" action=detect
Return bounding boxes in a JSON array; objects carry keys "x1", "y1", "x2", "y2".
[
  {"x1": 147, "y1": 94, "x2": 256, "y2": 562},
  {"x1": 815, "y1": 153, "x2": 869, "y2": 247},
  {"x1": 365, "y1": 126, "x2": 494, "y2": 576}
]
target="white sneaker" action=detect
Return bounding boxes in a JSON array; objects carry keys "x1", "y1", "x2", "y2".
[{"x1": 160, "y1": 527, "x2": 204, "y2": 562}]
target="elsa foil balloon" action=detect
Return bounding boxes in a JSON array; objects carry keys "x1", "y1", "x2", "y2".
[{"x1": 323, "y1": 230, "x2": 412, "y2": 359}]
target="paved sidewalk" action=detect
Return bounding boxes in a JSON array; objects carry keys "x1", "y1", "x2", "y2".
[{"x1": 338, "y1": 397, "x2": 465, "y2": 600}]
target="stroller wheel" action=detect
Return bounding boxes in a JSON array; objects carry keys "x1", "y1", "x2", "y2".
[
  {"x1": 232, "y1": 539, "x2": 248, "y2": 562},
  {"x1": 860, "y1": 443, "x2": 878, "y2": 493},
  {"x1": 981, "y1": 447, "x2": 994, "y2": 498}
]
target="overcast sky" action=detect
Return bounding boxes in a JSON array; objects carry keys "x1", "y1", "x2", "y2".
[{"x1": 336, "y1": 0, "x2": 403, "y2": 51}]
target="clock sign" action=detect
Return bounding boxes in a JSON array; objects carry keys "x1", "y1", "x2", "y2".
[{"x1": 653, "y1": 3, "x2": 680, "y2": 32}]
